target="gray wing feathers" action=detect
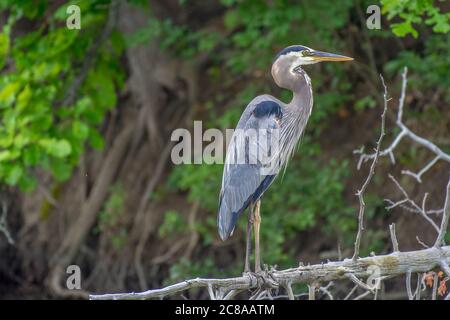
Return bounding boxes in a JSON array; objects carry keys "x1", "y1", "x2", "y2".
[{"x1": 218, "y1": 96, "x2": 282, "y2": 240}]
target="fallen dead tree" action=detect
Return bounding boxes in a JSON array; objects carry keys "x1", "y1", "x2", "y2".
[{"x1": 90, "y1": 245, "x2": 450, "y2": 300}]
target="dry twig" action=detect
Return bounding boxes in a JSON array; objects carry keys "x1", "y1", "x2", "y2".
[
  {"x1": 352, "y1": 74, "x2": 388, "y2": 261},
  {"x1": 356, "y1": 67, "x2": 450, "y2": 182}
]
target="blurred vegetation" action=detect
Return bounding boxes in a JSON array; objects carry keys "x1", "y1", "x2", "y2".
[
  {"x1": 95, "y1": 184, "x2": 128, "y2": 250},
  {"x1": 0, "y1": 0, "x2": 449, "y2": 290},
  {"x1": 0, "y1": 0, "x2": 123, "y2": 189},
  {"x1": 156, "y1": 0, "x2": 450, "y2": 280},
  {"x1": 381, "y1": 0, "x2": 450, "y2": 37}
]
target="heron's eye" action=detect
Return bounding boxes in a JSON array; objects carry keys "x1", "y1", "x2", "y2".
[{"x1": 302, "y1": 50, "x2": 312, "y2": 57}]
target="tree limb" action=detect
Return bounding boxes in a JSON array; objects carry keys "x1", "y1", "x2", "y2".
[
  {"x1": 0, "y1": 197, "x2": 13, "y2": 245},
  {"x1": 352, "y1": 74, "x2": 388, "y2": 261},
  {"x1": 90, "y1": 245, "x2": 450, "y2": 300},
  {"x1": 434, "y1": 178, "x2": 450, "y2": 247},
  {"x1": 356, "y1": 67, "x2": 450, "y2": 182}
]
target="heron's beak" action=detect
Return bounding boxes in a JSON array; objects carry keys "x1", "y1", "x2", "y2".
[{"x1": 311, "y1": 50, "x2": 353, "y2": 62}]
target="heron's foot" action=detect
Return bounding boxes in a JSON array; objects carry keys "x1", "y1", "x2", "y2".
[
  {"x1": 243, "y1": 270, "x2": 275, "y2": 291},
  {"x1": 243, "y1": 270, "x2": 265, "y2": 283},
  {"x1": 254, "y1": 261, "x2": 265, "y2": 274},
  {"x1": 243, "y1": 269, "x2": 265, "y2": 278}
]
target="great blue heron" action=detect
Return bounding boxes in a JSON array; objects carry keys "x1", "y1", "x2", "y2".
[{"x1": 218, "y1": 45, "x2": 353, "y2": 272}]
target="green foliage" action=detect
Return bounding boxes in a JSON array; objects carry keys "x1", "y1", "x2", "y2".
[
  {"x1": 0, "y1": 1, "x2": 123, "y2": 190},
  {"x1": 97, "y1": 185, "x2": 125, "y2": 229},
  {"x1": 169, "y1": 162, "x2": 223, "y2": 211},
  {"x1": 159, "y1": 210, "x2": 187, "y2": 238},
  {"x1": 127, "y1": 18, "x2": 221, "y2": 59},
  {"x1": 382, "y1": 0, "x2": 450, "y2": 38},
  {"x1": 222, "y1": 0, "x2": 354, "y2": 74},
  {"x1": 385, "y1": 33, "x2": 450, "y2": 102},
  {"x1": 355, "y1": 95, "x2": 377, "y2": 111},
  {"x1": 150, "y1": 0, "x2": 450, "y2": 277},
  {"x1": 96, "y1": 184, "x2": 127, "y2": 250},
  {"x1": 445, "y1": 231, "x2": 450, "y2": 243},
  {"x1": 253, "y1": 152, "x2": 355, "y2": 266}
]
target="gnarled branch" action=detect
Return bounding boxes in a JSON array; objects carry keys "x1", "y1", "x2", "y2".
[{"x1": 90, "y1": 246, "x2": 450, "y2": 300}]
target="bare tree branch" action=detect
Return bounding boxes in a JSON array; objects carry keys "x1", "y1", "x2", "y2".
[
  {"x1": 389, "y1": 223, "x2": 399, "y2": 252},
  {"x1": 318, "y1": 283, "x2": 334, "y2": 300},
  {"x1": 386, "y1": 174, "x2": 440, "y2": 232},
  {"x1": 353, "y1": 290, "x2": 372, "y2": 300},
  {"x1": 344, "y1": 284, "x2": 358, "y2": 300},
  {"x1": 435, "y1": 178, "x2": 450, "y2": 247},
  {"x1": 308, "y1": 283, "x2": 316, "y2": 300},
  {"x1": 90, "y1": 245, "x2": 450, "y2": 300},
  {"x1": 285, "y1": 281, "x2": 294, "y2": 300},
  {"x1": 352, "y1": 74, "x2": 388, "y2": 261},
  {"x1": 356, "y1": 67, "x2": 450, "y2": 182},
  {"x1": 346, "y1": 273, "x2": 374, "y2": 293},
  {"x1": 432, "y1": 272, "x2": 438, "y2": 300},
  {"x1": 406, "y1": 270, "x2": 414, "y2": 300},
  {"x1": 0, "y1": 197, "x2": 13, "y2": 245}
]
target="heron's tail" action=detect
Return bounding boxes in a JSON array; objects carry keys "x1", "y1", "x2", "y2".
[{"x1": 217, "y1": 191, "x2": 241, "y2": 241}]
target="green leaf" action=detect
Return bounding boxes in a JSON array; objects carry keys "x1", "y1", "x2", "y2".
[
  {"x1": 110, "y1": 30, "x2": 125, "y2": 55},
  {"x1": 39, "y1": 138, "x2": 72, "y2": 158},
  {"x1": 23, "y1": 145, "x2": 40, "y2": 166},
  {"x1": 72, "y1": 121, "x2": 89, "y2": 139},
  {"x1": 0, "y1": 82, "x2": 20, "y2": 104},
  {"x1": 5, "y1": 165, "x2": 23, "y2": 185},
  {"x1": 18, "y1": 174, "x2": 37, "y2": 191},
  {"x1": 224, "y1": 10, "x2": 240, "y2": 30},
  {"x1": 445, "y1": 231, "x2": 450, "y2": 243},
  {"x1": 0, "y1": 32, "x2": 9, "y2": 69},
  {"x1": 88, "y1": 129, "x2": 104, "y2": 150},
  {"x1": 391, "y1": 21, "x2": 418, "y2": 38},
  {"x1": 50, "y1": 159, "x2": 72, "y2": 181},
  {"x1": 426, "y1": 12, "x2": 450, "y2": 34},
  {"x1": 16, "y1": 84, "x2": 31, "y2": 111},
  {"x1": 0, "y1": 150, "x2": 13, "y2": 161}
]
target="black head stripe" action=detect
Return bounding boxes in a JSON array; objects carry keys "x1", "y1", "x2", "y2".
[{"x1": 274, "y1": 45, "x2": 309, "y2": 62}]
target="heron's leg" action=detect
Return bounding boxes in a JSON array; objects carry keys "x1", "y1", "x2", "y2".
[
  {"x1": 244, "y1": 203, "x2": 254, "y2": 273},
  {"x1": 254, "y1": 200, "x2": 261, "y2": 273}
]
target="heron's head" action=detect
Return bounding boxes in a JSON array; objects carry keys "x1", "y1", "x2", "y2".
[
  {"x1": 271, "y1": 45, "x2": 353, "y2": 90},
  {"x1": 274, "y1": 45, "x2": 353, "y2": 68}
]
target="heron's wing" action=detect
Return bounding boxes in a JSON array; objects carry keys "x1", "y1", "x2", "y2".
[{"x1": 218, "y1": 99, "x2": 282, "y2": 240}]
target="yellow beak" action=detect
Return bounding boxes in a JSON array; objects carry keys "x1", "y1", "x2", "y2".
[{"x1": 311, "y1": 50, "x2": 354, "y2": 62}]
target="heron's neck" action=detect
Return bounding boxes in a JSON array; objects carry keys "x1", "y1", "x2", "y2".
[{"x1": 271, "y1": 63, "x2": 313, "y2": 110}]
